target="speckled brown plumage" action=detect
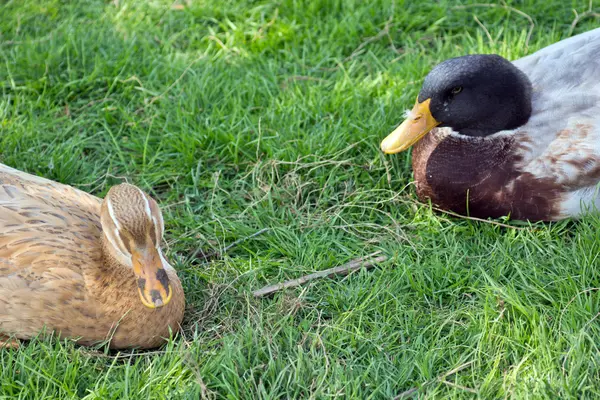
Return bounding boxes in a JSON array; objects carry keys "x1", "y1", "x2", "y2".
[{"x1": 0, "y1": 164, "x2": 184, "y2": 349}]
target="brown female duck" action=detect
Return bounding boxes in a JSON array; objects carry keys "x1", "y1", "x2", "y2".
[
  {"x1": 381, "y1": 28, "x2": 600, "y2": 221},
  {"x1": 0, "y1": 163, "x2": 184, "y2": 349}
]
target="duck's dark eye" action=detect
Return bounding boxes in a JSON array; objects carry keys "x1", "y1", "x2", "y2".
[{"x1": 451, "y1": 86, "x2": 463, "y2": 94}]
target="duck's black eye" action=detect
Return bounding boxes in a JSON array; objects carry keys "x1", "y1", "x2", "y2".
[{"x1": 450, "y1": 86, "x2": 463, "y2": 95}]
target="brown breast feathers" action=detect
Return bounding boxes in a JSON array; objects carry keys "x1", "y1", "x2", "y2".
[{"x1": 412, "y1": 130, "x2": 562, "y2": 221}]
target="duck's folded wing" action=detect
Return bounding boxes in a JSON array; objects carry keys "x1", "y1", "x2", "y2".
[
  {"x1": 0, "y1": 257, "x2": 95, "y2": 340},
  {"x1": 0, "y1": 180, "x2": 103, "y2": 286},
  {"x1": 0, "y1": 164, "x2": 102, "y2": 216},
  {"x1": 514, "y1": 28, "x2": 600, "y2": 92}
]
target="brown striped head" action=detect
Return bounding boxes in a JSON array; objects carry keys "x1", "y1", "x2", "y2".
[{"x1": 100, "y1": 183, "x2": 173, "y2": 309}]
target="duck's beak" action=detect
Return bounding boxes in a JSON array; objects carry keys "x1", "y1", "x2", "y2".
[
  {"x1": 380, "y1": 98, "x2": 440, "y2": 154},
  {"x1": 131, "y1": 247, "x2": 173, "y2": 309}
]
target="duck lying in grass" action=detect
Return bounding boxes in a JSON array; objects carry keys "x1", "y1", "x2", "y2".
[
  {"x1": 381, "y1": 28, "x2": 600, "y2": 221},
  {"x1": 0, "y1": 163, "x2": 184, "y2": 349}
]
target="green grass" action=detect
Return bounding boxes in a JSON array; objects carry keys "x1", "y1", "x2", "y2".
[{"x1": 1, "y1": 0, "x2": 600, "y2": 398}]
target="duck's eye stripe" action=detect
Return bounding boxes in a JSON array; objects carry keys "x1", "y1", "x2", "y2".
[
  {"x1": 105, "y1": 197, "x2": 121, "y2": 230},
  {"x1": 105, "y1": 197, "x2": 130, "y2": 255},
  {"x1": 151, "y1": 216, "x2": 160, "y2": 245},
  {"x1": 148, "y1": 197, "x2": 165, "y2": 245},
  {"x1": 135, "y1": 187, "x2": 153, "y2": 222},
  {"x1": 104, "y1": 228, "x2": 128, "y2": 259}
]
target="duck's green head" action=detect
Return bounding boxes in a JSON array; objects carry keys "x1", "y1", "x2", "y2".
[{"x1": 381, "y1": 54, "x2": 533, "y2": 154}]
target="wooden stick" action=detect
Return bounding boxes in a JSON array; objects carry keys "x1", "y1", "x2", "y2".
[{"x1": 252, "y1": 251, "x2": 388, "y2": 298}]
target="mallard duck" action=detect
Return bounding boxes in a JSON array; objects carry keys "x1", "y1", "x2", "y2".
[
  {"x1": 0, "y1": 163, "x2": 184, "y2": 349},
  {"x1": 381, "y1": 28, "x2": 600, "y2": 221}
]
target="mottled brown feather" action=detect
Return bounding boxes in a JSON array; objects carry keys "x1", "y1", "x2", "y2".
[{"x1": 0, "y1": 164, "x2": 184, "y2": 349}]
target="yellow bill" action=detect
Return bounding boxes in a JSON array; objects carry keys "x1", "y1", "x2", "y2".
[
  {"x1": 131, "y1": 247, "x2": 173, "y2": 309},
  {"x1": 380, "y1": 98, "x2": 440, "y2": 154}
]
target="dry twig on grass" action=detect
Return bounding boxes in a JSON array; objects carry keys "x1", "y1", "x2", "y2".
[
  {"x1": 252, "y1": 251, "x2": 388, "y2": 298},
  {"x1": 568, "y1": 0, "x2": 600, "y2": 36},
  {"x1": 189, "y1": 227, "x2": 271, "y2": 263},
  {"x1": 393, "y1": 360, "x2": 476, "y2": 399}
]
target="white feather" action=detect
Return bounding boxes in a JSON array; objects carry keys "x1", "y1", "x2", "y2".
[
  {"x1": 135, "y1": 187, "x2": 153, "y2": 221},
  {"x1": 104, "y1": 197, "x2": 132, "y2": 267}
]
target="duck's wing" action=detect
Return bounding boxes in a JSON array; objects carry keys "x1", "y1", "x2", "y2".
[
  {"x1": 514, "y1": 27, "x2": 600, "y2": 85},
  {"x1": 0, "y1": 165, "x2": 102, "y2": 305},
  {"x1": 0, "y1": 179, "x2": 104, "y2": 339},
  {"x1": 0, "y1": 176, "x2": 102, "y2": 275},
  {"x1": 508, "y1": 29, "x2": 600, "y2": 217},
  {"x1": 0, "y1": 163, "x2": 102, "y2": 215},
  {"x1": 0, "y1": 164, "x2": 103, "y2": 267},
  {"x1": 0, "y1": 254, "x2": 96, "y2": 341}
]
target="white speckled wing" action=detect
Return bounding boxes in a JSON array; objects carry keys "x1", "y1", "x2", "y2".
[{"x1": 511, "y1": 28, "x2": 600, "y2": 217}]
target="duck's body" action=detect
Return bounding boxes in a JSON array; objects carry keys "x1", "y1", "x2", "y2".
[
  {"x1": 382, "y1": 28, "x2": 600, "y2": 221},
  {"x1": 0, "y1": 164, "x2": 184, "y2": 349}
]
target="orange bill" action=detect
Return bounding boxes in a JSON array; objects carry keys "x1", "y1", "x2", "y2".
[
  {"x1": 131, "y1": 247, "x2": 172, "y2": 309},
  {"x1": 380, "y1": 98, "x2": 440, "y2": 154}
]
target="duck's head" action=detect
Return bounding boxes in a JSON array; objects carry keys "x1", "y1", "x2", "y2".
[
  {"x1": 100, "y1": 183, "x2": 173, "y2": 309},
  {"x1": 381, "y1": 54, "x2": 533, "y2": 154}
]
